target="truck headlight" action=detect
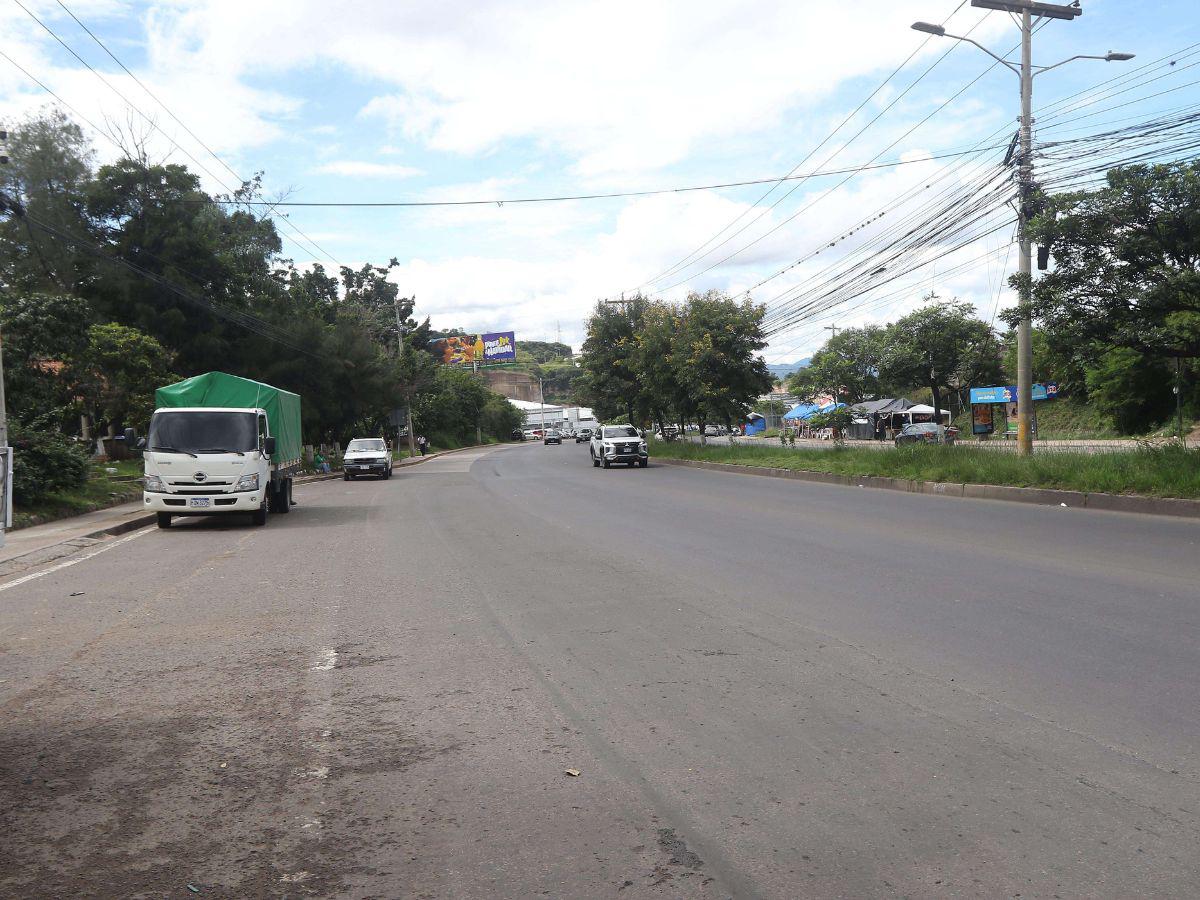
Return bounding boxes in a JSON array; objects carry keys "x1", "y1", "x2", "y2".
[
  {"x1": 143, "y1": 474, "x2": 165, "y2": 492},
  {"x1": 235, "y1": 473, "x2": 260, "y2": 492}
]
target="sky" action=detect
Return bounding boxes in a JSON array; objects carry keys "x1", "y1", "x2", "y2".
[{"x1": 2, "y1": 0, "x2": 1197, "y2": 360}]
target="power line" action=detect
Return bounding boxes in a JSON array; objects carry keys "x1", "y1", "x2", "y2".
[{"x1": 189, "y1": 145, "x2": 1008, "y2": 208}]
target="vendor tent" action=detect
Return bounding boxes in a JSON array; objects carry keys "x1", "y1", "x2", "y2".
[{"x1": 783, "y1": 403, "x2": 821, "y2": 421}]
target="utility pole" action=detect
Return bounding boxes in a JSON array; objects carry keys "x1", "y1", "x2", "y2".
[
  {"x1": 824, "y1": 324, "x2": 839, "y2": 341},
  {"x1": 912, "y1": 2, "x2": 1133, "y2": 456},
  {"x1": 393, "y1": 293, "x2": 416, "y2": 458},
  {"x1": 1, "y1": 129, "x2": 12, "y2": 547}
]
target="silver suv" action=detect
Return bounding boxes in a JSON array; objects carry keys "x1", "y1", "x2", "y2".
[{"x1": 590, "y1": 424, "x2": 648, "y2": 469}]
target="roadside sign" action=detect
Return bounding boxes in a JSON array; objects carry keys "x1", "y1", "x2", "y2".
[{"x1": 970, "y1": 382, "x2": 1058, "y2": 404}]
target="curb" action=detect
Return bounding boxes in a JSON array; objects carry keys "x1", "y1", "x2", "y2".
[{"x1": 655, "y1": 457, "x2": 1200, "y2": 519}]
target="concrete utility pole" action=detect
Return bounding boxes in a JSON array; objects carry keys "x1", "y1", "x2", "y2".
[
  {"x1": 393, "y1": 293, "x2": 416, "y2": 458},
  {"x1": 1, "y1": 130, "x2": 12, "y2": 547},
  {"x1": 912, "y1": 1, "x2": 1132, "y2": 456}
]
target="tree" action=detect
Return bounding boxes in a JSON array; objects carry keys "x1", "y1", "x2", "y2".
[
  {"x1": 0, "y1": 108, "x2": 96, "y2": 293},
  {"x1": 0, "y1": 291, "x2": 92, "y2": 429},
  {"x1": 882, "y1": 297, "x2": 1002, "y2": 435},
  {"x1": 1022, "y1": 161, "x2": 1200, "y2": 432},
  {"x1": 72, "y1": 323, "x2": 176, "y2": 436},
  {"x1": 1026, "y1": 161, "x2": 1200, "y2": 363},
  {"x1": 674, "y1": 291, "x2": 773, "y2": 434},
  {"x1": 579, "y1": 296, "x2": 648, "y2": 423},
  {"x1": 788, "y1": 325, "x2": 889, "y2": 404}
]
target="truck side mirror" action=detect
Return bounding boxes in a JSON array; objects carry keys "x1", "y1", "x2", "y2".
[
  {"x1": 124, "y1": 427, "x2": 138, "y2": 445},
  {"x1": 264, "y1": 437, "x2": 277, "y2": 456}
]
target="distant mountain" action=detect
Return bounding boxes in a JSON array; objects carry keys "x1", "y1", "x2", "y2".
[{"x1": 767, "y1": 358, "x2": 809, "y2": 380}]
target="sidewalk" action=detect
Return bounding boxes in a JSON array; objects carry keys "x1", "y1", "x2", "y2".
[{"x1": 0, "y1": 445, "x2": 486, "y2": 573}]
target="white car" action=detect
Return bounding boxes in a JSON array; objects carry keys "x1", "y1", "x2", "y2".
[
  {"x1": 343, "y1": 437, "x2": 392, "y2": 480},
  {"x1": 590, "y1": 424, "x2": 648, "y2": 469}
]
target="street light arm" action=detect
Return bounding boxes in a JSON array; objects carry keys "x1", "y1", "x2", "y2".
[
  {"x1": 1033, "y1": 52, "x2": 1135, "y2": 76},
  {"x1": 932, "y1": 29, "x2": 1022, "y2": 75}
]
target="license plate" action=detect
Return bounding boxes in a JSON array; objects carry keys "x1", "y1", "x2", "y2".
[{"x1": 189, "y1": 498, "x2": 211, "y2": 508}]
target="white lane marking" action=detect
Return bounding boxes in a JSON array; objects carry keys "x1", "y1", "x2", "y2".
[
  {"x1": 310, "y1": 647, "x2": 337, "y2": 671},
  {"x1": 280, "y1": 872, "x2": 312, "y2": 884},
  {"x1": 294, "y1": 765, "x2": 330, "y2": 779},
  {"x1": 0, "y1": 528, "x2": 151, "y2": 594}
]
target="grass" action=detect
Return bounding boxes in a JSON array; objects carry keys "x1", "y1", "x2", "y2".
[
  {"x1": 653, "y1": 440, "x2": 1200, "y2": 499},
  {"x1": 13, "y1": 460, "x2": 145, "y2": 531}
]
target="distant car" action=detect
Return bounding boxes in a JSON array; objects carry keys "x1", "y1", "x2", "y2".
[
  {"x1": 703, "y1": 425, "x2": 721, "y2": 436},
  {"x1": 575, "y1": 428, "x2": 593, "y2": 443},
  {"x1": 343, "y1": 437, "x2": 392, "y2": 480},
  {"x1": 511, "y1": 428, "x2": 525, "y2": 441},
  {"x1": 895, "y1": 423, "x2": 959, "y2": 446},
  {"x1": 523, "y1": 429, "x2": 538, "y2": 441},
  {"x1": 544, "y1": 430, "x2": 562, "y2": 445},
  {"x1": 590, "y1": 424, "x2": 648, "y2": 468}
]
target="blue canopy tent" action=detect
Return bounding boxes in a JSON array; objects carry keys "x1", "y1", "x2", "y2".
[{"x1": 783, "y1": 403, "x2": 821, "y2": 421}]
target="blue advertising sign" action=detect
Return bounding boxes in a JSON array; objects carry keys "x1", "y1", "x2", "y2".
[
  {"x1": 970, "y1": 382, "x2": 1058, "y2": 405},
  {"x1": 480, "y1": 332, "x2": 516, "y2": 363}
]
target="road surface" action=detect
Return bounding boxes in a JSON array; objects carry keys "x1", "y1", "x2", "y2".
[{"x1": 2, "y1": 443, "x2": 1197, "y2": 898}]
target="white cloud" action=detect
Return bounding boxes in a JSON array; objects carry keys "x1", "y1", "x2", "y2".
[{"x1": 311, "y1": 160, "x2": 423, "y2": 178}]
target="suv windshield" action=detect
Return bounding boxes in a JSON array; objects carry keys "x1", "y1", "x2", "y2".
[
  {"x1": 602, "y1": 426, "x2": 639, "y2": 438},
  {"x1": 149, "y1": 411, "x2": 257, "y2": 454},
  {"x1": 347, "y1": 439, "x2": 386, "y2": 452}
]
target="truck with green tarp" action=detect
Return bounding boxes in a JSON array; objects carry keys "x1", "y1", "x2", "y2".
[{"x1": 137, "y1": 372, "x2": 302, "y2": 528}]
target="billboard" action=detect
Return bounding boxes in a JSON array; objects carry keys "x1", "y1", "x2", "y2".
[
  {"x1": 969, "y1": 382, "x2": 1059, "y2": 405},
  {"x1": 480, "y1": 332, "x2": 516, "y2": 363},
  {"x1": 431, "y1": 331, "x2": 517, "y2": 366}
]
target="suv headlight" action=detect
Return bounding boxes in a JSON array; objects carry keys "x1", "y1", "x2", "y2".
[
  {"x1": 144, "y1": 473, "x2": 164, "y2": 492},
  {"x1": 235, "y1": 473, "x2": 260, "y2": 492},
  {"x1": 639, "y1": 441, "x2": 648, "y2": 451}
]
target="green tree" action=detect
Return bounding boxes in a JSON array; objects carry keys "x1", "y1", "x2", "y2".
[
  {"x1": 674, "y1": 290, "x2": 773, "y2": 434},
  {"x1": 0, "y1": 291, "x2": 92, "y2": 428},
  {"x1": 72, "y1": 323, "x2": 176, "y2": 435},
  {"x1": 882, "y1": 297, "x2": 1002, "y2": 434},
  {"x1": 788, "y1": 325, "x2": 889, "y2": 404},
  {"x1": 579, "y1": 296, "x2": 648, "y2": 423},
  {"x1": 0, "y1": 108, "x2": 96, "y2": 293},
  {"x1": 1084, "y1": 348, "x2": 1174, "y2": 435}
]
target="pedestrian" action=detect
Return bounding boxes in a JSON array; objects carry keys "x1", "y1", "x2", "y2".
[
  {"x1": 417, "y1": 435, "x2": 428, "y2": 456},
  {"x1": 313, "y1": 451, "x2": 331, "y2": 474}
]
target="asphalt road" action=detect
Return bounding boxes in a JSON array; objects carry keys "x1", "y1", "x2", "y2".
[{"x1": 1, "y1": 443, "x2": 1197, "y2": 899}]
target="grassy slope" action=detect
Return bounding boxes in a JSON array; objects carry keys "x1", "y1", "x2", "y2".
[
  {"x1": 653, "y1": 441, "x2": 1200, "y2": 499},
  {"x1": 13, "y1": 459, "x2": 145, "y2": 530}
]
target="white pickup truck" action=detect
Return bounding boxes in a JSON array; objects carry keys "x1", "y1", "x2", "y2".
[{"x1": 590, "y1": 424, "x2": 648, "y2": 468}]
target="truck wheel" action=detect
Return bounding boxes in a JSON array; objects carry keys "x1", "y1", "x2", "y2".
[
  {"x1": 602, "y1": 457, "x2": 611, "y2": 469},
  {"x1": 156, "y1": 512, "x2": 172, "y2": 529},
  {"x1": 591, "y1": 452, "x2": 600, "y2": 468},
  {"x1": 276, "y1": 479, "x2": 292, "y2": 514},
  {"x1": 343, "y1": 472, "x2": 350, "y2": 481},
  {"x1": 639, "y1": 459, "x2": 648, "y2": 468},
  {"x1": 251, "y1": 501, "x2": 268, "y2": 527}
]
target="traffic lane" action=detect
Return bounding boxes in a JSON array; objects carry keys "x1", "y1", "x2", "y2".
[
  {"x1": 446, "y1": 445, "x2": 1200, "y2": 896},
  {"x1": 0, "y1": 450, "x2": 727, "y2": 899},
  {"x1": 491, "y1": 442, "x2": 1200, "y2": 769}
]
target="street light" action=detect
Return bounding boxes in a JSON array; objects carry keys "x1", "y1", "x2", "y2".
[{"x1": 909, "y1": 0, "x2": 1132, "y2": 456}]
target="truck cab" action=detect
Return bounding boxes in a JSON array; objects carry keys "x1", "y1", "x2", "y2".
[{"x1": 142, "y1": 406, "x2": 287, "y2": 528}]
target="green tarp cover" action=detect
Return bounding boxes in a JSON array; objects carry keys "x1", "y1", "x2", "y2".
[{"x1": 155, "y1": 372, "x2": 302, "y2": 466}]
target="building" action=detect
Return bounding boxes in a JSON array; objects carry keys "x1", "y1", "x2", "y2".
[{"x1": 507, "y1": 399, "x2": 597, "y2": 433}]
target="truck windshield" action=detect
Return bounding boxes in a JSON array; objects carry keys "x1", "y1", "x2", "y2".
[
  {"x1": 149, "y1": 411, "x2": 258, "y2": 454},
  {"x1": 602, "y1": 426, "x2": 639, "y2": 438}
]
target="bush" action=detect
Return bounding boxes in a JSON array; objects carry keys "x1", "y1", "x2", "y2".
[{"x1": 10, "y1": 427, "x2": 90, "y2": 505}]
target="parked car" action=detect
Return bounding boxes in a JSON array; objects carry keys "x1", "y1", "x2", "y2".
[
  {"x1": 543, "y1": 430, "x2": 562, "y2": 445},
  {"x1": 575, "y1": 428, "x2": 593, "y2": 443},
  {"x1": 590, "y1": 424, "x2": 649, "y2": 468},
  {"x1": 343, "y1": 437, "x2": 392, "y2": 479},
  {"x1": 511, "y1": 428, "x2": 525, "y2": 441},
  {"x1": 522, "y1": 429, "x2": 538, "y2": 441},
  {"x1": 703, "y1": 425, "x2": 721, "y2": 436},
  {"x1": 895, "y1": 423, "x2": 959, "y2": 446}
]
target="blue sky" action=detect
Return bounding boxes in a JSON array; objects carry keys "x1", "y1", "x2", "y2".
[{"x1": 3, "y1": 0, "x2": 1197, "y2": 358}]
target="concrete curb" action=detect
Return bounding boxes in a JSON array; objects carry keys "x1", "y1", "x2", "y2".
[{"x1": 655, "y1": 457, "x2": 1200, "y2": 519}]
